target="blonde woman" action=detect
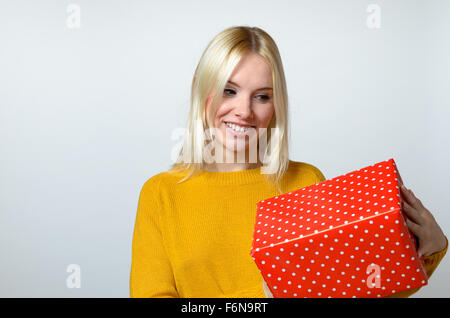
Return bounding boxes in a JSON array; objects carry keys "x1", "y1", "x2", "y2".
[{"x1": 130, "y1": 26, "x2": 447, "y2": 298}]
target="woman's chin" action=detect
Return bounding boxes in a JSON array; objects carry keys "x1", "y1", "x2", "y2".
[{"x1": 224, "y1": 142, "x2": 259, "y2": 155}]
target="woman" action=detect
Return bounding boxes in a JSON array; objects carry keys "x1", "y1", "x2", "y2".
[{"x1": 130, "y1": 26, "x2": 447, "y2": 298}]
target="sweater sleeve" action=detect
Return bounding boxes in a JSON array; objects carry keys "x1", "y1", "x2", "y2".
[
  {"x1": 130, "y1": 178, "x2": 179, "y2": 298},
  {"x1": 312, "y1": 165, "x2": 326, "y2": 183},
  {"x1": 384, "y1": 235, "x2": 448, "y2": 298}
]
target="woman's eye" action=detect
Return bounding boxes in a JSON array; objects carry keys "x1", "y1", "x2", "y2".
[
  {"x1": 224, "y1": 88, "x2": 236, "y2": 96},
  {"x1": 223, "y1": 89, "x2": 271, "y2": 102},
  {"x1": 257, "y1": 94, "x2": 270, "y2": 102}
]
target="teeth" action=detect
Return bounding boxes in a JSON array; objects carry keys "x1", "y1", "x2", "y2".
[{"x1": 225, "y1": 122, "x2": 251, "y2": 132}]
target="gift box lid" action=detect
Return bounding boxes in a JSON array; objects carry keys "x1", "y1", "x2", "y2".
[{"x1": 251, "y1": 158, "x2": 405, "y2": 255}]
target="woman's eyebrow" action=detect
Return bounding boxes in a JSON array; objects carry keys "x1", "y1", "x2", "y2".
[{"x1": 227, "y1": 80, "x2": 273, "y2": 90}]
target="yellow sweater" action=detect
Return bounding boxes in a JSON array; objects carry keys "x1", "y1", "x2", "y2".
[{"x1": 130, "y1": 160, "x2": 448, "y2": 298}]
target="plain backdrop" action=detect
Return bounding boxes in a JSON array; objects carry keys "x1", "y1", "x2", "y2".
[{"x1": 0, "y1": 0, "x2": 449, "y2": 297}]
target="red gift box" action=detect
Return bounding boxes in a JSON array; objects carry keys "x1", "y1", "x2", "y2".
[{"x1": 250, "y1": 158, "x2": 428, "y2": 298}]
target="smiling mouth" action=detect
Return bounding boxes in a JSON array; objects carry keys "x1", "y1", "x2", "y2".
[{"x1": 224, "y1": 121, "x2": 256, "y2": 132}]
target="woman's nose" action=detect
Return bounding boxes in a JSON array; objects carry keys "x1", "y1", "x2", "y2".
[{"x1": 234, "y1": 98, "x2": 253, "y2": 119}]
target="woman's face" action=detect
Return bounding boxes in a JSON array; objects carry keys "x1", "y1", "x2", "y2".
[{"x1": 205, "y1": 52, "x2": 275, "y2": 162}]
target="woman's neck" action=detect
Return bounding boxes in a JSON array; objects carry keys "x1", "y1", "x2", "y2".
[{"x1": 201, "y1": 161, "x2": 262, "y2": 172}]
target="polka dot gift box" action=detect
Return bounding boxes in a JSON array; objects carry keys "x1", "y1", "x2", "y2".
[{"x1": 250, "y1": 158, "x2": 427, "y2": 298}]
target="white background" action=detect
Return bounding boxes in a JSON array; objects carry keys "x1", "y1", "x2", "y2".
[{"x1": 0, "y1": 0, "x2": 449, "y2": 297}]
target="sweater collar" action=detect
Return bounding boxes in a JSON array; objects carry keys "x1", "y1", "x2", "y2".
[{"x1": 197, "y1": 165, "x2": 267, "y2": 185}]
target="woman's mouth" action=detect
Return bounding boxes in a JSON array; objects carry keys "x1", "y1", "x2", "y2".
[{"x1": 223, "y1": 121, "x2": 256, "y2": 137}]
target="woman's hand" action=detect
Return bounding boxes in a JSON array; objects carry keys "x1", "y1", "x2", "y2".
[
  {"x1": 400, "y1": 184, "x2": 447, "y2": 257},
  {"x1": 262, "y1": 278, "x2": 273, "y2": 298}
]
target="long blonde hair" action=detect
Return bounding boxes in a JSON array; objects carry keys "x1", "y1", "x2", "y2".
[{"x1": 169, "y1": 25, "x2": 290, "y2": 194}]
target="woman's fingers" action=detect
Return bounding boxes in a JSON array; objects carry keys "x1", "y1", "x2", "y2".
[
  {"x1": 406, "y1": 217, "x2": 422, "y2": 238},
  {"x1": 262, "y1": 279, "x2": 273, "y2": 298},
  {"x1": 401, "y1": 200, "x2": 424, "y2": 225},
  {"x1": 400, "y1": 185, "x2": 424, "y2": 210}
]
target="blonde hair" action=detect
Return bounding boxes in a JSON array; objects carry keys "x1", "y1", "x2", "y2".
[{"x1": 168, "y1": 25, "x2": 290, "y2": 194}]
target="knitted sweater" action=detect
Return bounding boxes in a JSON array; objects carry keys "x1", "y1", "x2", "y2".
[{"x1": 130, "y1": 160, "x2": 447, "y2": 297}]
